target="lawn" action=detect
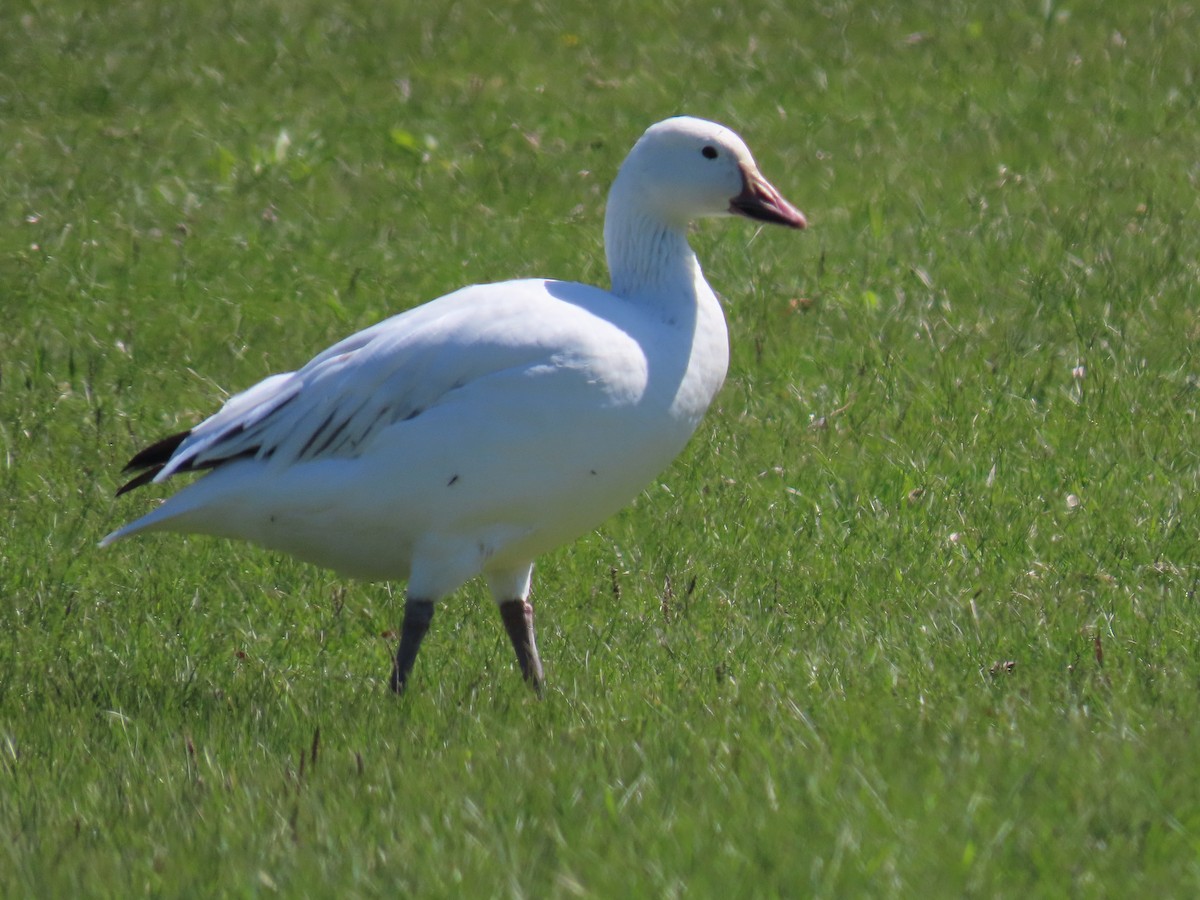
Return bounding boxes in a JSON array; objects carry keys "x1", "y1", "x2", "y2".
[{"x1": 2, "y1": 0, "x2": 1198, "y2": 895}]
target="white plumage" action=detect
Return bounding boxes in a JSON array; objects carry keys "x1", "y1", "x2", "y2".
[{"x1": 104, "y1": 116, "x2": 806, "y2": 691}]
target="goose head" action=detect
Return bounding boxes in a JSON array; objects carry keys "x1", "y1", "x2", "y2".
[{"x1": 609, "y1": 116, "x2": 807, "y2": 232}]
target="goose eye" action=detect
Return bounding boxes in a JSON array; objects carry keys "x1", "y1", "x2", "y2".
[{"x1": 701, "y1": 145, "x2": 718, "y2": 160}]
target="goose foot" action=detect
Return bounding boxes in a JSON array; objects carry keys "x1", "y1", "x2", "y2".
[
  {"x1": 390, "y1": 597, "x2": 434, "y2": 693},
  {"x1": 499, "y1": 599, "x2": 544, "y2": 695}
]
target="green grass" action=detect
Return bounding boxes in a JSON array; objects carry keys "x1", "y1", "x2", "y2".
[{"x1": 3, "y1": 0, "x2": 1199, "y2": 895}]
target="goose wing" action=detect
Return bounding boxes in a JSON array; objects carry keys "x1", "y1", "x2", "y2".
[{"x1": 118, "y1": 279, "x2": 637, "y2": 492}]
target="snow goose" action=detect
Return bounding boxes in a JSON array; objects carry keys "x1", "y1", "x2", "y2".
[{"x1": 103, "y1": 116, "x2": 806, "y2": 693}]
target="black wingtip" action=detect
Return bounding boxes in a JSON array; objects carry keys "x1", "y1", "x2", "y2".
[
  {"x1": 114, "y1": 428, "x2": 192, "y2": 496},
  {"x1": 122, "y1": 429, "x2": 191, "y2": 474},
  {"x1": 115, "y1": 466, "x2": 164, "y2": 497}
]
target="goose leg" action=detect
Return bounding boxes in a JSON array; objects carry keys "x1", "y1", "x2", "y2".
[
  {"x1": 390, "y1": 597, "x2": 434, "y2": 693},
  {"x1": 499, "y1": 599, "x2": 544, "y2": 694}
]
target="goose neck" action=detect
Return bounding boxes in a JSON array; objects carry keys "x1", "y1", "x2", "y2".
[{"x1": 603, "y1": 199, "x2": 704, "y2": 305}]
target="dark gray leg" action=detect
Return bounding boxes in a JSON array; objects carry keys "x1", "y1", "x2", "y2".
[
  {"x1": 390, "y1": 598, "x2": 434, "y2": 693},
  {"x1": 499, "y1": 599, "x2": 544, "y2": 695}
]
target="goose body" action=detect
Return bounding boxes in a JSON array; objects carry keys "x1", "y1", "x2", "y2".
[{"x1": 103, "y1": 116, "x2": 806, "y2": 691}]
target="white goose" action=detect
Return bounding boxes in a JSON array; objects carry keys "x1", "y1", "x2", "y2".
[{"x1": 103, "y1": 116, "x2": 806, "y2": 693}]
